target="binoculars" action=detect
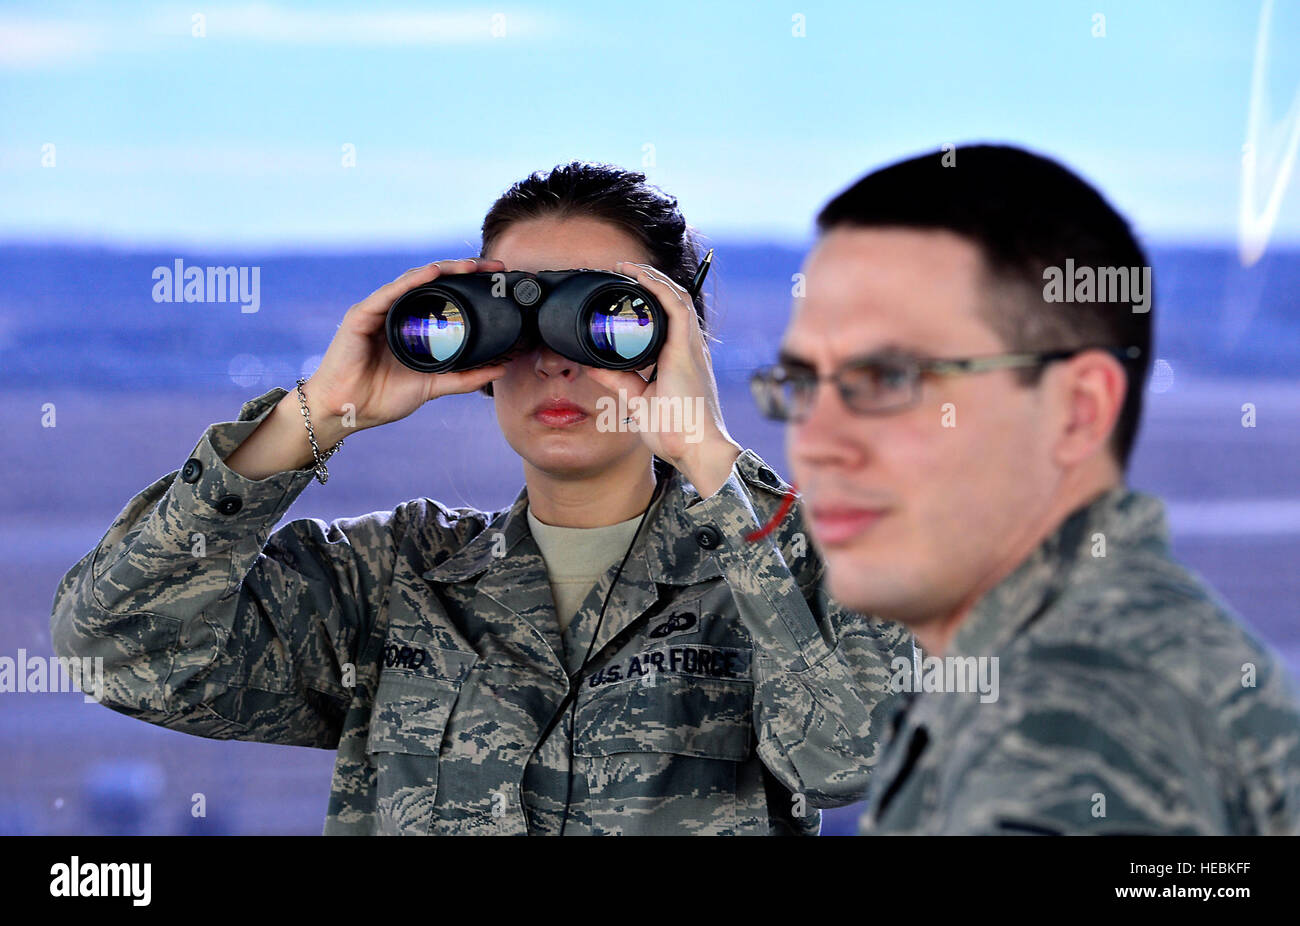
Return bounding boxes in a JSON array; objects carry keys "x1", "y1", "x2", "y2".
[{"x1": 385, "y1": 270, "x2": 666, "y2": 374}]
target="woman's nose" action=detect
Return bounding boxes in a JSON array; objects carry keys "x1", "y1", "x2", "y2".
[{"x1": 534, "y1": 345, "x2": 578, "y2": 381}]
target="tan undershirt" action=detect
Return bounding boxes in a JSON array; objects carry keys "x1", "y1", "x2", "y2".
[{"x1": 526, "y1": 506, "x2": 646, "y2": 633}]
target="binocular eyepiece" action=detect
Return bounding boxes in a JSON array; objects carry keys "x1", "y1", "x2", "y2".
[{"x1": 385, "y1": 270, "x2": 666, "y2": 374}]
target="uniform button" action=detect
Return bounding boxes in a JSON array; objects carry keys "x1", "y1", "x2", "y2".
[
  {"x1": 757, "y1": 466, "x2": 777, "y2": 485},
  {"x1": 694, "y1": 525, "x2": 722, "y2": 550},
  {"x1": 215, "y1": 495, "x2": 243, "y2": 516},
  {"x1": 180, "y1": 458, "x2": 203, "y2": 483}
]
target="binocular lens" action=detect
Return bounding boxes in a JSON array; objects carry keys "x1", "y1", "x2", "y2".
[
  {"x1": 588, "y1": 290, "x2": 657, "y2": 363},
  {"x1": 386, "y1": 271, "x2": 664, "y2": 373},
  {"x1": 398, "y1": 299, "x2": 466, "y2": 362}
]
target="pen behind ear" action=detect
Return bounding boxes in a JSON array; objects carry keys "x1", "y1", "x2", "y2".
[
  {"x1": 649, "y1": 248, "x2": 714, "y2": 384},
  {"x1": 689, "y1": 248, "x2": 714, "y2": 299}
]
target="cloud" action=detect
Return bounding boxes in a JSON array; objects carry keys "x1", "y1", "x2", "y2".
[
  {"x1": 0, "y1": 20, "x2": 105, "y2": 69},
  {"x1": 0, "y1": 5, "x2": 551, "y2": 69},
  {"x1": 188, "y1": 5, "x2": 542, "y2": 44}
]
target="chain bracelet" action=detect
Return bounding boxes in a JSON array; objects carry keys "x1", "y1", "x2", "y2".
[{"x1": 295, "y1": 378, "x2": 343, "y2": 485}]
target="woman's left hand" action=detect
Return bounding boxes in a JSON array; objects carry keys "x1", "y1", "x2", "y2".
[{"x1": 585, "y1": 260, "x2": 742, "y2": 498}]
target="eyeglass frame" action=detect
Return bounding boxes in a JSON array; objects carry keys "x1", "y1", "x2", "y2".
[{"x1": 750, "y1": 345, "x2": 1142, "y2": 422}]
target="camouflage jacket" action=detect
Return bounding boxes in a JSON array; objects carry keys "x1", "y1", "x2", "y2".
[
  {"x1": 860, "y1": 487, "x2": 1300, "y2": 835},
  {"x1": 50, "y1": 388, "x2": 914, "y2": 835}
]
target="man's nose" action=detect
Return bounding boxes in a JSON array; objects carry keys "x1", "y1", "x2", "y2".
[{"x1": 790, "y1": 378, "x2": 869, "y2": 470}]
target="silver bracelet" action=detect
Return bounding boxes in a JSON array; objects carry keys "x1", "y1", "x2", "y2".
[{"x1": 295, "y1": 378, "x2": 343, "y2": 484}]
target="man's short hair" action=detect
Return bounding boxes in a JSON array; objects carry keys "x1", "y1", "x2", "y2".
[{"x1": 816, "y1": 144, "x2": 1153, "y2": 469}]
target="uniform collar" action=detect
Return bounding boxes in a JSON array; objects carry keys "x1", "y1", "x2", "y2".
[
  {"x1": 867, "y1": 487, "x2": 1169, "y2": 831},
  {"x1": 949, "y1": 485, "x2": 1169, "y2": 660},
  {"x1": 421, "y1": 457, "x2": 725, "y2": 587},
  {"x1": 421, "y1": 484, "x2": 530, "y2": 584}
]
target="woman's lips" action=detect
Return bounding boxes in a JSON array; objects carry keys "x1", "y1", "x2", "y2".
[
  {"x1": 810, "y1": 507, "x2": 885, "y2": 546},
  {"x1": 533, "y1": 400, "x2": 588, "y2": 428}
]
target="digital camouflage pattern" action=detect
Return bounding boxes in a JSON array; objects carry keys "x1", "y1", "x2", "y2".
[
  {"x1": 50, "y1": 387, "x2": 915, "y2": 835},
  {"x1": 861, "y1": 487, "x2": 1300, "y2": 835}
]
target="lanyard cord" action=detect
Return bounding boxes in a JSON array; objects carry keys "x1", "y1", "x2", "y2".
[{"x1": 523, "y1": 474, "x2": 663, "y2": 836}]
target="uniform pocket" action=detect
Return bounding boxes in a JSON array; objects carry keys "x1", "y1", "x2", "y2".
[
  {"x1": 574, "y1": 674, "x2": 754, "y2": 834},
  {"x1": 367, "y1": 649, "x2": 476, "y2": 835},
  {"x1": 575, "y1": 673, "x2": 753, "y2": 760}
]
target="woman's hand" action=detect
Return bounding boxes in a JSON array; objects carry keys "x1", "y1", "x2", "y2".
[
  {"x1": 586, "y1": 261, "x2": 742, "y2": 498},
  {"x1": 224, "y1": 258, "x2": 507, "y2": 481},
  {"x1": 304, "y1": 258, "x2": 510, "y2": 441}
]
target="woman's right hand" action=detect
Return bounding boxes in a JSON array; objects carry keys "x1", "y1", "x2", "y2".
[
  {"x1": 223, "y1": 258, "x2": 506, "y2": 481},
  {"x1": 303, "y1": 257, "x2": 509, "y2": 440}
]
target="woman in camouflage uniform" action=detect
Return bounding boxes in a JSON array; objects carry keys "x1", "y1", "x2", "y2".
[{"x1": 52, "y1": 162, "x2": 913, "y2": 835}]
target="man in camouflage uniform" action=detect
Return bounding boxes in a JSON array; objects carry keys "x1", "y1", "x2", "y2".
[
  {"x1": 50, "y1": 385, "x2": 913, "y2": 834},
  {"x1": 755, "y1": 144, "x2": 1300, "y2": 834}
]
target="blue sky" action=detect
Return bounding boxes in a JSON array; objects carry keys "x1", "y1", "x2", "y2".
[{"x1": 1, "y1": 0, "x2": 1297, "y2": 251}]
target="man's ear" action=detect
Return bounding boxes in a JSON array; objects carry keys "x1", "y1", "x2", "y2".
[{"x1": 1053, "y1": 349, "x2": 1127, "y2": 469}]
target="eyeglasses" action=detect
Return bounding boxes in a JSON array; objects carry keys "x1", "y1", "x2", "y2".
[{"x1": 750, "y1": 346, "x2": 1140, "y2": 422}]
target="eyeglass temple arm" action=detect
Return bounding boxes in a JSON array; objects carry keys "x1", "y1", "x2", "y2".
[
  {"x1": 922, "y1": 352, "x2": 1059, "y2": 376},
  {"x1": 924, "y1": 347, "x2": 1139, "y2": 377}
]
